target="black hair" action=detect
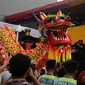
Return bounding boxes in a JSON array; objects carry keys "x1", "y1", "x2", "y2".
[
  {"x1": 40, "y1": 69, "x2": 46, "y2": 75},
  {"x1": 57, "y1": 67, "x2": 66, "y2": 77},
  {"x1": 77, "y1": 83, "x2": 85, "y2": 85},
  {"x1": 64, "y1": 60, "x2": 78, "y2": 74},
  {"x1": 30, "y1": 63, "x2": 36, "y2": 72},
  {"x1": 78, "y1": 40, "x2": 83, "y2": 42},
  {"x1": 25, "y1": 29, "x2": 31, "y2": 32},
  {"x1": 9, "y1": 53, "x2": 31, "y2": 78},
  {"x1": 46, "y1": 60, "x2": 56, "y2": 69},
  {"x1": 31, "y1": 43, "x2": 37, "y2": 49}
]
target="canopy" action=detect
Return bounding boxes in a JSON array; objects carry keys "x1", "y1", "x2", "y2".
[{"x1": 0, "y1": 22, "x2": 41, "y2": 38}]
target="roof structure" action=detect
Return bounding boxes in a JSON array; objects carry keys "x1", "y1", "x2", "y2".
[{"x1": 5, "y1": 0, "x2": 85, "y2": 23}]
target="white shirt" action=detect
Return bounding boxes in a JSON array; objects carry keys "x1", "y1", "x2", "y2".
[{"x1": 1, "y1": 69, "x2": 11, "y2": 83}]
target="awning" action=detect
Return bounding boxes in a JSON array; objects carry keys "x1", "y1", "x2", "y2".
[{"x1": 0, "y1": 22, "x2": 41, "y2": 38}]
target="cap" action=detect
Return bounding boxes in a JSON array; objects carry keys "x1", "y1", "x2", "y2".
[{"x1": 25, "y1": 29, "x2": 31, "y2": 32}]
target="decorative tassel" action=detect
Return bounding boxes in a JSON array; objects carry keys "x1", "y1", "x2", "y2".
[
  {"x1": 62, "y1": 50, "x2": 65, "y2": 62},
  {"x1": 55, "y1": 52, "x2": 60, "y2": 63},
  {"x1": 66, "y1": 45, "x2": 72, "y2": 61},
  {"x1": 48, "y1": 47, "x2": 55, "y2": 59},
  {"x1": 68, "y1": 47, "x2": 72, "y2": 60},
  {"x1": 65, "y1": 46, "x2": 69, "y2": 61},
  {"x1": 42, "y1": 12, "x2": 47, "y2": 18},
  {"x1": 40, "y1": 12, "x2": 46, "y2": 20},
  {"x1": 55, "y1": 48, "x2": 61, "y2": 63}
]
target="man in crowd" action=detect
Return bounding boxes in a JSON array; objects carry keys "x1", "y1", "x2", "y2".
[
  {"x1": 21, "y1": 29, "x2": 39, "y2": 50},
  {"x1": 54, "y1": 60, "x2": 78, "y2": 85},
  {"x1": 38, "y1": 60, "x2": 57, "y2": 85},
  {"x1": 72, "y1": 40, "x2": 85, "y2": 71}
]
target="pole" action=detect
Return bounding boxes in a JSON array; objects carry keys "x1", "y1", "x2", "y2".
[{"x1": 16, "y1": 31, "x2": 19, "y2": 41}]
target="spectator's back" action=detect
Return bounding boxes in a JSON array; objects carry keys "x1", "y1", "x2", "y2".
[
  {"x1": 38, "y1": 60, "x2": 58, "y2": 85},
  {"x1": 54, "y1": 60, "x2": 78, "y2": 85}
]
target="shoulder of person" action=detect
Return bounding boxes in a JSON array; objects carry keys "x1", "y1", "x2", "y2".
[
  {"x1": 38, "y1": 74, "x2": 46, "y2": 80},
  {"x1": 1, "y1": 77, "x2": 11, "y2": 85},
  {"x1": 1, "y1": 81, "x2": 7, "y2": 85},
  {"x1": 53, "y1": 77, "x2": 60, "y2": 85}
]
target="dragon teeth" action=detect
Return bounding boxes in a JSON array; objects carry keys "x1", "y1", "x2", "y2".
[{"x1": 59, "y1": 38, "x2": 61, "y2": 40}]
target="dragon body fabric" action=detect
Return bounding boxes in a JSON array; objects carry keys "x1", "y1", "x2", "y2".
[
  {"x1": 32, "y1": 10, "x2": 75, "y2": 70},
  {"x1": 0, "y1": 25, "x2": 26, "y2": 63}
]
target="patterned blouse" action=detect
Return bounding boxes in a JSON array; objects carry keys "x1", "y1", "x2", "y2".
[{"x1": 7, "y1": 79, "x2": 29, "y2": 85}]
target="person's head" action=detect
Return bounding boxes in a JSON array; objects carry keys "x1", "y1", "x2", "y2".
[
  {"x1": 64, "y1": 60, "x2": 78, "y2": 75},
  {"x1": 9, "y1": 53, "x2": 31, "y2": 78},
  {"x1": 31, "y1": 43, "x2": 37, "y2": 49},
  {"x1": 46, "y1": 60, "x2": 56, "y2": 72},
  {"x1": 25, "y1": 29, "x2": 31, "y2": 36},
  {"x1": 30, "y1": 63, "x2": 36, "y2": 72},
  {"x1": 78, "y1": 40, "x2": 83, "y2": 45},
  {"x1": 57, "y1": 67, "x2": 66, "y2": 77},
  {"x1": 40, "y1": 68, "x2": 46, "y2": 75},
  {"x1": 77, "y1": 71, "x2": 85, "y2": 85}
]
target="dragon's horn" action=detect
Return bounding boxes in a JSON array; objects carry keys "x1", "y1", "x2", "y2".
[
  {"x1": 33, "y1": 12, "x2": 41, "y2": 23},
  {"x1": 65, "y1": 12, "x2": 70, "y2": 17},
  {"x1": 57, "y1": 10, "x2": 62, "y2": 16},
  {"x1": 65, "y1": 12, "x2": 71, "y2": 20},
  {"x1": 42, "y1": 12, "x2": 47, "y2": 18},
  {"x1": 40, "y1": 12, "x2": 47, "y2": 20}
]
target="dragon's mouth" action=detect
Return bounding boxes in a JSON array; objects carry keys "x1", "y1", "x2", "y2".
[
  {"x1": 51, "y1": 28, "x2": 69, "y2": 41},
  {"x1": 52, "y1": 33, "x2": 69, "y2": 41}
]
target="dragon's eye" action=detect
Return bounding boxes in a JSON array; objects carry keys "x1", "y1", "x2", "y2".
[{"x1": 65, "y1": 16, "x2": 71, "y2": 21}]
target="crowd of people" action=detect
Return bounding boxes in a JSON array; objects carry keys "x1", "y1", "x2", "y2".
[
  {"x1": 72, "y1": 40, "x2": 85, "y2": 71},
  {"x1": 0, "y1": 53, "x2": 85, "y2": 85}
]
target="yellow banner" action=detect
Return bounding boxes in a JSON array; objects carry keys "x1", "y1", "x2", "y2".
[{"x1": 69, "y1": 25, "x2": 85, "y2": 44}]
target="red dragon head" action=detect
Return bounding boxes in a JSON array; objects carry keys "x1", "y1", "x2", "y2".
[{"x1": 34, "y1": 10, "x2": 75, "y2": 46}]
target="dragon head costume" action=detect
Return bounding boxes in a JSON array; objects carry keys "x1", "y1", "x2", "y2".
[
  {"x1": 38, "y1": 10, "x2": 75, "y2": 45},
  {"x1": 33, "y1": 10, "x2": 75, "y2": 70}
]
